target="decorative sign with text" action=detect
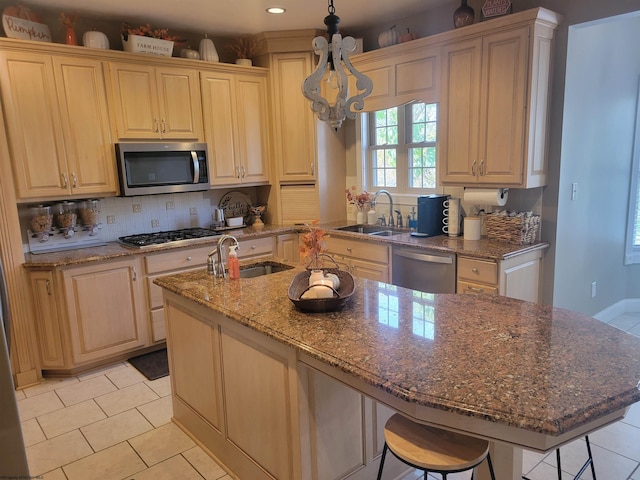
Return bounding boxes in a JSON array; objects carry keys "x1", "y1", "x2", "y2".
[
  {"x1": 482, "y1": 0, "x2": 512, "y2": 19},
  {"x1": 2, "y1": 5, "x2": 51, "y2": 42}
]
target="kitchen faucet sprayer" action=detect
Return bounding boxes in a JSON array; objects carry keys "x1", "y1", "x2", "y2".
[
  {"x1": 207, "y1": 235, "x2": 239, "y2": 278},
  {"x1": 372, "y1": 190, "x2": 394, "y2": 227}
]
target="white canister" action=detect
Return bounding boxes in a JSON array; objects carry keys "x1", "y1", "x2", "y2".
[
  {"x1": 199, "y1": 35, "x2": 219, "y2": 62},
  {"x1": 463, "y1": 216, "x2": 482, "y2": 240},
  {"x1": 367, "y1": 209, "x2": 378, "y2": 225}
]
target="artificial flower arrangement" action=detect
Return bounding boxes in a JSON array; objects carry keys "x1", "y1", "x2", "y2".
[
  {"x1": 299, "y1": 220, "x2": 329, "y2": 269},
  {"x1": 226, "y1": 35, "x2": 259, "y2": 60},
  {"x1": 121, "y1": 22, "x2": 185, "y2": 43},
  {"x1": 345, "y1": 186, "x2": 372, "y2": 211}
]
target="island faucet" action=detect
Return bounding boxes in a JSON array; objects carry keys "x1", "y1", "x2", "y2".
[
  {"x1": 372, "y1": 190, "x2": 394, "y2": 228},
  {"x1": 207, "y1": 234, "x2": 239, "y2": 278}
]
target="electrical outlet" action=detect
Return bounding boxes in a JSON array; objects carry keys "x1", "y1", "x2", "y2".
[
  {"x1": 591, "y1": 281, "x2": 597, "y2": 298},
  {"x1": 151, "y1": 219, "x2": 160, "y2": 228},
  {"x1": 106, "y1": 215, "x2": 116, "y2": 224},
  {"x1": 166, "y1": 201, "x2": 174, "y2": 210},
  {"x1": 189, "y1": 207, "x2": 197, "y2": 215},
  {"x1": 132, "y1": 204, "x2": 142, "y2": 213}
]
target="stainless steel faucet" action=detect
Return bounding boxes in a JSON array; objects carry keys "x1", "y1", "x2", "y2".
[
  {"x1": 372, "y1": 190, "x2": 394, "y2": 228},
  {"x1": 207, "y1": 234, "x2": 239, "y2": 278}
]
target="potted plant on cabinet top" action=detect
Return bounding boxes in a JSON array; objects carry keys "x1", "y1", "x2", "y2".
[
  {"x1": 226, "y1": 35, "x2": 259, "y2": 66},
  {"x1": 121, "y1": 22, "x2": 184, "y2": 56}
]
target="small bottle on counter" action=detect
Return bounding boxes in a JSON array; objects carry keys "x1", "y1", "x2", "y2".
[
  {"x1": 227, "y1": 245, "x2": 240, "y2": 279},
  {"x1": 367, "y1": 208, "x2": 377, "y2": 225}
]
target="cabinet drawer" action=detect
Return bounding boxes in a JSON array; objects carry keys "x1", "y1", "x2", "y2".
[
  {"x1": 145, "y1": 245, "x2": 212, "y2": 274},
  {"x1": 457, "y1": 257, "x2": 498, "y2": 285},
  {"x1": 325, "y1": 237, "x2": 389, "y2": 264},
  {"x1": 237, "y1": 236, "x2": 274, "y2": 259},
  {"x1": 457, "y1": 280, "x2": 498, "y2": 295},
  {"x1": 148, "y1": 266, "x2": 204, "y2": 309}
]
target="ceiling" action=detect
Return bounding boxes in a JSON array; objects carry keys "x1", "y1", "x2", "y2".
[{"x1": 20, "y1": 0, "x2": 450, "y2": 37}]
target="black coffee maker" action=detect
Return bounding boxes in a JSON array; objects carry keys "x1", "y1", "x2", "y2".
[{"x1": 416, "y1": 194, "x2": 449, "y2": 236}]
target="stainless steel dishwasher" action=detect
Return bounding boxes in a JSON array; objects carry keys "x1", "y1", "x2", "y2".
[{"x1": 391, "y1": 246, "x2": 456, "y2": 293}]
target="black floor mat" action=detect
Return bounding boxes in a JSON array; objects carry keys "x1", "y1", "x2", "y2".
[{"x1": 128, "y1": 348, "x2": 169, "y2": 381}]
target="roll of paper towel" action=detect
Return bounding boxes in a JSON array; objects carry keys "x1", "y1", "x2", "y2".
[{"x1": 463, "y1": 188, "x2": 509, "y2": 206}]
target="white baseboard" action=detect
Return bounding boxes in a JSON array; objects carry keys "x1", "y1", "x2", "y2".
[{"x1": 594, "y1": 298, "x2": 640, "y2": 323}]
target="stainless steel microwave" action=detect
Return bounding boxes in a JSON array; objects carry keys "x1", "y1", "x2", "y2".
[{"x1": 115, "y1": 142, "x2": 210, "y2": 196}]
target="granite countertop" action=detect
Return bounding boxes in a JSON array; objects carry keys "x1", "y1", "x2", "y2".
[
  {"x1": 22, "y1": 222, "x2": 548, "y2": 268},
  {"x1": 154, "y1": 266, "x2": 640, "y2": 437}
]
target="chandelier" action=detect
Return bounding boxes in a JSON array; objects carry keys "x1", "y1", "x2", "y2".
[{"x1": 301, "y1": 0, "x2": 373, "y2": 130}]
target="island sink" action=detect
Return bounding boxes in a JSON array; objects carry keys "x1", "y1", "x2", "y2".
[{"x1": 239, "y1": 261, "x2": 293, "y2": 278}]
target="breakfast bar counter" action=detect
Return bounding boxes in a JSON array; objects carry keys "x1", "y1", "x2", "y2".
[{"x1": 155, "y1": 266, "x2": 640, "y2": 480}]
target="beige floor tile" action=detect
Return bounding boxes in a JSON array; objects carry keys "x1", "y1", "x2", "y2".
[
  {"x1": 17, "y1": 390, "x2": 64, "y2": 422},
  {"x1": 145, "y1": 375, "x2": 172, "y2": 397},
  {"x1": 631, "y1": 465, "x2": 640, "y2": 480},
  {"x1": 94, "y1": 382, "x2": 159, "y2": 417},
  {"x1": 589, "y1": 421, "x2": 640, "y2": 461},
  {"x1": 15, "y1": 388, "x2": 26, "y2": 400},
  {"x1": 124, "y1": 454, "x2": 203, "y2": 480},
  {"x1": 41, "y1": 468, "x2": 67, "y2": 480},
  {"x1": 523, "y1": 459, "x2": 560, "y2": 480},
  {"x1": 55, "y1": 375, "x2": 117, "y2": 406},
  {"x1": 26, "y1": 429, "x2": 93, "y2": 476},
  {"x1": 522, "y1": 448, "x2": 548, "y2": 476},
  {"x1": 106, "y1": 364, "x2": 147, "y2": 389},
  {"x1": 21, "y1": 418, "x2": 46, "y2": 447},
  {"x1": 182, "y1": 446, "x2": 229, "y2": 480},
  {"x1": 63, "y1": 441, "x2": 147, "y2": 480},
  {"x1": 22, "y1": 377, "x2": 79, "y2": 398},
  {"x1": 76, "y1": 361, "x2": 128, "y2": 381},
  {"x1": 543, "y1": 438, "x2": 638, "y2": 480},
  {"x1": 38, "y1": 399, "x2": 106, "y2": 439},
  {"x1": 129, "y1": 422, "x2": 196, "y2": 467},
  {"x1": 137, "y1": 395, "x2": 173, "y2": 427},
  {"x1": 81, "y1": 408, "x2": 154, "y2": 452},
  {"x1": 623, "y1": 403, "x2": 640, "y2": 428}
]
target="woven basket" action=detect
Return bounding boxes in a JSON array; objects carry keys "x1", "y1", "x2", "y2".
[
  {"x1": 485, "y1": 213, "x2": 540, "y2": 244},
  {"x1": 288, "y1": 268, "x2": 355, "y2": 313}
]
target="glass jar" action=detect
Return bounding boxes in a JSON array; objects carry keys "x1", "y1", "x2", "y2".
[
  {"x1": 78, "y1": 199, "x2": 100, "y2": 226},
  {"x1": 28, "y1": 204, "x2": 53, "y2": 234},
  {"x1": 54, "y1": 201, "x2": 77, "y2": 230}
]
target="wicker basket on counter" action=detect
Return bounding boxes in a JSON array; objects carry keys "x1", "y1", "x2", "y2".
[{"x1": 484, "y1": 212, "x2": 540, "y2": 244}]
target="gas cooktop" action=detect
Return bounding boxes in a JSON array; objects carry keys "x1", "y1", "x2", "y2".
[{"x1": 119, "y1": 228, "x2": 220, "y2": 248}]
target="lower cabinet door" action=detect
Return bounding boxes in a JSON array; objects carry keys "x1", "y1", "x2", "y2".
[{"x1": 62, "y1": 258, "x2": 148, "y2": 365}]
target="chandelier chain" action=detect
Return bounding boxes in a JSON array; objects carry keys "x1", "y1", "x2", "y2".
[{"x1": 328, "y1": 0, "x2": 335, "y2": 15}]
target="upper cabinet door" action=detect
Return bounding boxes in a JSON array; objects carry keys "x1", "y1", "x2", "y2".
[
  {"x1": 107, "y1": 63, "x2": 159, "y2": 139},
  {"x1": 270, "y1": 53, "x2": 317, "y2": 183},
  {"x1": 0, "y1": 51, "x2": 69, "y2": 198},
  {"x1": 53, "y1": 57, "x2": 117, "y2": 196},
  {"x1": 155, "y1": 67, "x2": 203, "y2": 140},
  {"x1": 235, "y1": 74, "x2": 269, "y2": 184},
  {"x1": 107, "y1": 63, "x2": 203, "y2": 140}
]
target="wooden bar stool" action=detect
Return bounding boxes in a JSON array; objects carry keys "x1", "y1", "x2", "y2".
[
  {"x1": 522, "y1": 435, "x2": 596, "y2": 480},
  {"x1": 377, "y1": 413, "x2": 496, "y2": 480}
]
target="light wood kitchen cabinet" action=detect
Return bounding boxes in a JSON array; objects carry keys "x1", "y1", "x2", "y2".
[
  {"x1": 163, "y1": 291, "x2": 406, "y2": 480},
  {"x1": 29, "y1": 270, "x2": 66, "y2": 369},
  {"x1": 201, "y1": 70, "x2": 270, "y2": 186},
  {"x1": 28, "y1": 257, "x2": 149, "y2": 372},
  {"x1": 325, "y1": 236, "x2": 390, "y2": 282},
  {"x1": 457, "y1": 249, "x2": 543, "y2": 302},
  {"x1": 145, "y1": 245, "x2": 212, "y2": 343},
  {"x1": 276, "y1": 233, "x2": 300, "y2": 263},
  {"x1": 237, "y1": 235, "x2": 274, "y2": 260},
  {"x1": 440, "y1": 13, "x2": 558, "y2": 188},
  {"x1": 0, "y1": 50, "x2": 117, "y2": 199},
  {"x1": 62, "y1": 257, "x2": 148, "y2": 366},
  {"x1": 107, "y1": 62, "x2": 203, "y2": 140},
  {"x1": 351, "y1": 43, "x2": 440, "y2": 112}
]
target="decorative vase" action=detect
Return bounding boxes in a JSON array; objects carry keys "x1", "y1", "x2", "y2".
[
  {"x1": 356, "y1": 209, "x2": 365, "y2": 224},
  {"x1": 199, "y1": 34, "x2": 219, "y2": 62},
  {"x1": 235, "y1": 58, "x2": 252, "y2": 66},
  {"x1": 65, "y1": 27, "x2": 77, "y2": 45},
  {"x1": 454, "y1": 0, "x2": 475, "y2": 28}
]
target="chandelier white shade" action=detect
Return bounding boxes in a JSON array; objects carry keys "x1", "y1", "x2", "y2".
[{"x1": 301, "y1": 0, "x2": 373, "y2": 130}]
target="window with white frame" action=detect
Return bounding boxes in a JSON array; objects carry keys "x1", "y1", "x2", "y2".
[
  {"x1": 625, "y1": 79, "x2": 640, "y2": 264},
  {"x1": 367, "y1": 102, "x2": 438, "y2": 194}
]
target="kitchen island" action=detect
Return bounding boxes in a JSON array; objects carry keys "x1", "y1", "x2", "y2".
[{"x1": 155, "y1": 265, "x2": 640, "y2": 480}]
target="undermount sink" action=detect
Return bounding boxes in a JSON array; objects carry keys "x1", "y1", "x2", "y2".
[
  {"x1": 239, "y1": 261, "x2": 294, "y2": 279},
  {"x1": 334, "y1": 224, "x2": 405, "y2": 237}
]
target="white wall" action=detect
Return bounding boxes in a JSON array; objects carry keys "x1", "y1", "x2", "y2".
[{"x1": 553, "y1": 13, "x2": 640, "y2": 314}]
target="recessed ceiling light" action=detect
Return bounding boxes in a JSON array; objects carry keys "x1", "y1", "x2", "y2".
[{"x1": 266, "y1": 7, "x2": 286, "y2": 14}]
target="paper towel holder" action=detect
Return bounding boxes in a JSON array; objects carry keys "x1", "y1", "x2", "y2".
[{"x1": 463, "y1": 187, "x2": 509, "y2": 198}]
